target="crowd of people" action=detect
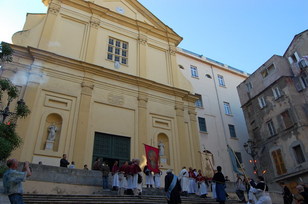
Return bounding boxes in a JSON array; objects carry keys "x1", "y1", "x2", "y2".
[
  {"x1": 2, "y1": 156, "x2": 308, "y2": 204},
  {"x1": 92, "y1": 158, "x2": 144, "y2": 196}
]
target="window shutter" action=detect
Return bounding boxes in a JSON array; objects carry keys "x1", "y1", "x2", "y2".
[
  {"x1": 272, "y1": 149, "x2": 287, "y2": 175},
  {"x1": 288, "y1": 57, "x2": 294, "y2": 65},
  {"x1": 294, "y1": 52, "x2": 300, "y2": 61},
  {"x1": 272, "y1": 151, "x2": 281, "y2": 175},
  {"x1": 277, "y1": 149, "x2": 287, "y2": 174}
]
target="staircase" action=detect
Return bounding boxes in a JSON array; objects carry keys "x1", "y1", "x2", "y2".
[
  {"x1": 23, "y1": 188, "x2": 243, "y2": 204},
  {"x1": 24, "y1": 194, "x2": 243, "y2": 204}
]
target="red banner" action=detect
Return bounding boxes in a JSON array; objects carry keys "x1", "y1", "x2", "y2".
[{"x1": 144, "y1": 144, "x2": 159, "y2": 173}]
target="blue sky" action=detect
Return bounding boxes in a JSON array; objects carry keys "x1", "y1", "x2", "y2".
[{"x1": 0, "y1": 0, "x2": 307, "y2": 74}]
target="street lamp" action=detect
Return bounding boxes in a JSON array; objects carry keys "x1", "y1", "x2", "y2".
[
  {"x1": 0, "y1": 99, "x2": 27, "y2": 124},
  {"x1": 243, "y1": 139, "x2": 259, "y2": 176}
]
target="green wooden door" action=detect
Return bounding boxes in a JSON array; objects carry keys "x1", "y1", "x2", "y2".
[{"x1": 93, "y1": 132, "x2": 130, "y2": 166}]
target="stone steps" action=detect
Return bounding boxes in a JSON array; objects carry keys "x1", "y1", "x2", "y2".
[{"x1": 23, "y1": 194, "x2": 243, "y2": 204}]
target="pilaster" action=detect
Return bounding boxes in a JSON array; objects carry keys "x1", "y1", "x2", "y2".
[
  {"x1": 38, "y1": 0, "x2": 62, "y2": 50},
  {"x1": 137, "y1": 34, "x2": 148, "y2": 78},
  {"x1": 175, "y1": 101, "x2": 190, "y2": 167},
  {"x1": 188, "y1": 105, "x2": 201, "y2": 170},
  {"x1": 73, "y1": 78, "x2": 94, "y2": 168},
  {"x1": 168, "y1": 44, "x2": 179, "y2": 87},
  {"x1": 137, "y1": 92, "x2": 148, "y2": 163},
  {"x1": 85, "y1": 15, "x2": 100, "y2": 63}
]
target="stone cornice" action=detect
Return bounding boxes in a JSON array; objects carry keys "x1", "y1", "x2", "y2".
[
  {"x1": 176, "y1": 49, "x2": 249, "y2": 78},
  {"x1": 12, "y1": 44, "x2": 195, "y2": 102}
]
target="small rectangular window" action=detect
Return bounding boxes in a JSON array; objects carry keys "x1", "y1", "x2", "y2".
[
  {"x1": 261, "y1": 64, "x2": 275, "y2": 78},
  {"x1": 293, "y1": 145, "x2": 305, "y2": 164},
  {"x1": 258, "y1": 97, "x2": 266, "y2": 109},
  {"x1": 195, "y1": 94, "x2": 203, "y2": 108},
  {"x1": 198, "y1": 117, "x2": 207, "y2": 132},
  {"x1": 218, "y1": 75, "x2": 225, "y2": 86},
  {"x1": 190, "y1": 66, "x2": 198, "y2": 78},
  {"x1": 281, "y1": 111, "x2": 293, "y2": 129},
  {"x1": 224, "y1": 102, "x2": 232, "y2": 115},
  {"x1": 272, "y1": 87, "x2": 281, "y2": 99},
  {"x1": 107, "y1": 37, "x2": 128, "y2": 65},
  {"x1": 235, "y1": 152, "x2": 243, "y2": 168},
  {"x1": 246, "y1": 82, "x2": 253, "y2": 92},
  {"x1": 267, "y1": 120, "x2": 276, "y2": 136},
  {"x1": 290, "y1": 52, "x2": 300, "y2": 63},
  {"x1": 228, "y1": 124, "x2": 237, "y2": 138}
]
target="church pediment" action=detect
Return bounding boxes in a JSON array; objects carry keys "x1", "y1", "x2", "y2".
[
  {"x1": 92, "y1": 0, "x2": 157, "y2": 28},
  {"x1": 42, "y1": 0, "x2": 182, "y2": 45}
]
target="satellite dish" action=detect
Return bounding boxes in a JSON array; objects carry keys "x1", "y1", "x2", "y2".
[{"x1": 114, "y1": 61, "x2": 120, "y2": 69}]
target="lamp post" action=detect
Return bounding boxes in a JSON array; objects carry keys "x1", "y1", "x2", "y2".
[
  {"x1": 243, "y1": 139, "x2": 259, "y2": 176},
  {"x1": 0, "y1": 99, "x2": 27, "y2": 123}
]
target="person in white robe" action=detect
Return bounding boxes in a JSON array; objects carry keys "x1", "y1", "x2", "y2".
[
  {"x1": 111, "y1": 161, "x2": 119, "y2": 191},
  {"x1": 188, "y1": 167, "x2": 196, "y2": 194},
  {"x1": 143, "y1": 165, "x2": 154, "y2": 188},
  {"x1": 178, "y1": 166, "x2": 189, "y2": 196},
  {"x1": 196, "y1": 170, "x2": 208, "y2": 198},
  {"x1": 118, "y1": 161, "x2": 128, "y2": 196},
  {"x1": 154, "y1": 171, "x2": 161, "y2": 188}
]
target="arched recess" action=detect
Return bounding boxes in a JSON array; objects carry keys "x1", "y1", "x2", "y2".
[
  {"x1": 40, "y1": 113, "x2": 63, "y2": 151},
  {"x1": 157, "y1": 133, "x2": 170, "y2": 166}
]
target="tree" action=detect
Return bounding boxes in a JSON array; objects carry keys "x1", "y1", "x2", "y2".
[{"x1": 0, "y1": 42, "x2": 30, "y2": 161}]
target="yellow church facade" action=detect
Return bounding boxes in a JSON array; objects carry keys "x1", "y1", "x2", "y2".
[{"x1": 5, "y1": 0, "x2": 202, "y2": 172}]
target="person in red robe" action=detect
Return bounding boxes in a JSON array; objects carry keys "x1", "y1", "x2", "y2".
[{"x1": 131, "y1": 159, "x2": 142, "y2": 196}]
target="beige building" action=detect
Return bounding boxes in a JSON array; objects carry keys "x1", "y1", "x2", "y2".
[
  {"x1": 2, "y1": 0, "x2": 203, "y2": 173},
  {"x1": 237, "y1": 30, "x2": 308, "y2": 189},
  {"x1": 176, "y1": 48, "x2": 252, "y2": 180}
]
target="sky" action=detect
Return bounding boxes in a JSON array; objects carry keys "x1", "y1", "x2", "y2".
[{"x1": 0, "y1": 0, "x2": 307, "y2": 74}]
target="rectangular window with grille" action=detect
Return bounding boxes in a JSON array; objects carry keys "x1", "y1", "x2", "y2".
[
  {"x1": 198, "y1": 117, "x2": 207, "y2": 132},
  {"x1": 271, "y1": 149, "x2": 287, "y2": 175},
  {"x1": 107, "y1": 37, "x2": 128, "y2": 65}
]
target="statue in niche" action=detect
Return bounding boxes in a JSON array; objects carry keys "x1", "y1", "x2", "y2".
[
  {"x1": 47, "y1": 123, "x2": 58, "y2": 141},
  {"x1": 158, "y1": 141, "x2": 165, "y2": 156}
]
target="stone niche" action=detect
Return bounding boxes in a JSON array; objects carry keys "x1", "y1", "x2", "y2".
[
  {"x1": 41, "y1": 113, "x2": 63, "y2": 152},
  {"x1": 157, "y1": 133, "x2": 170, "y2": 167}
]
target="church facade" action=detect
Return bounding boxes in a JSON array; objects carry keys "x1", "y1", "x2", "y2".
[{"x1": 4, "y1": 0, "x2": 202, "y2": 172}]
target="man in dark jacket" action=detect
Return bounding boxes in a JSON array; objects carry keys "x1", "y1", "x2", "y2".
[
  {"x1": 101, "y1": 162, "x2": 110, "y2": 189},
  {"x1": 280, "y1": 182, "x2": 293, "y2": 204},
  {"x1": 212, "y1": 166, "x2": 226, "y2": 204},
  {"x1": 60, "y1": 154, "x2": 70, "y2": 167},
  {"x1": 165, "y1": 169, "x2": 181, "y2": 204}
]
